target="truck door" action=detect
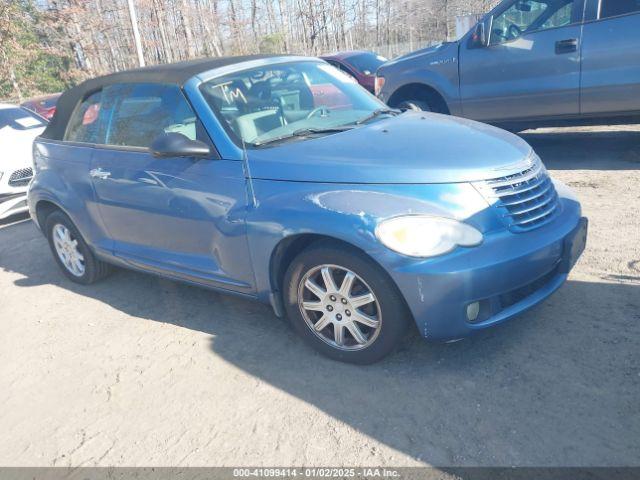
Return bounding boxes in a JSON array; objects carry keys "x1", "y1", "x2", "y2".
[
  {"x1": 580, "y1": 0, "x2": 640, "y2": 115},
  {"x1": 459, "y1": 0, "x2": 584, "y2": 123}
]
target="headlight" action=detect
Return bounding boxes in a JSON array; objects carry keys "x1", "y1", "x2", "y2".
[
  {"x1": 374, "y1": 76, "x2": 385, "y2": 97},
  {"x1": 375, "y1": 215, "x2": 483, "y2": 258}
]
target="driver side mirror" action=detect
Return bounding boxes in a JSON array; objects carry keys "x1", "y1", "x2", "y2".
[
  {"x1": 469, "y1": 18, "x2": 491, "y2": 49},
  {"x1": 150, "y1": 132, "x2": 211, "y2": 158}
]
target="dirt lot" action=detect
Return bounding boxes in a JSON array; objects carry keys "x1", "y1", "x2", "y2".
[{"x1": 0, "y1": 125, "x2": 639, "y2": 467}]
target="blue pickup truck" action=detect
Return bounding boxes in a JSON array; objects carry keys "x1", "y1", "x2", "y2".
[{"x1": 376, "y1": 0, "x2": 640, "y2": 130}]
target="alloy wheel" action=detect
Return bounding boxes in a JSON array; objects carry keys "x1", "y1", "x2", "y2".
[
  {"x1": 52, "y1": 223, "x2": 85, "y2": 277},
  {"x1": 298, "y1": 264, "x2": 382, "y2": 351}
]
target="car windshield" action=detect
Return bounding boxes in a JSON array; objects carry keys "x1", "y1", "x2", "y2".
[
  {"x1": 346, "y1": 53, "x2": 388, "y2": 75},
  {"x1": 0, "y1": 107, "x2": 47, "y2": 131},
  {"x1": 199, "y1": 61, "x2": 387, "y2": 147}
]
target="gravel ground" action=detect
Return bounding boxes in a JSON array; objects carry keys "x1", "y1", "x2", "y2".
[{"x1": 0, "y1": 125, "x2": 639, "y2": 467}]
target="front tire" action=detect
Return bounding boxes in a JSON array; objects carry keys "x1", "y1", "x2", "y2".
[
  {"x1": 283, "y1": 241, "x2": 409, "y2": 364},
  {"x1": 45, "y1": 210, "x2": 111, "y2": 284},
  {"x1": 397, "y1": 99, "x2": 431, "y2": 112}
]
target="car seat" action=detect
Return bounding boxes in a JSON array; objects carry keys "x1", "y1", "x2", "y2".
[{"x1": 232, "y1": 110, "x2": 283, "y2": 143}]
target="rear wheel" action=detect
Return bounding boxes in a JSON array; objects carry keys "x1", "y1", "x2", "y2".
[
  {"x1": 45, "y1": 210, "x2": 111, "y2": 284},
  {"x1": 283, "y1": 241, "x2": 409, "y2": 364}
]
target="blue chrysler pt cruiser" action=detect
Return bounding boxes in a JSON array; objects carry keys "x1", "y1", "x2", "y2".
[{"x1": 29, "y1": 55, "x2": 587, "y2": 363}]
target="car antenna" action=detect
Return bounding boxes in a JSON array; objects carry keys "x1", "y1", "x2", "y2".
[{"x1": 241, "y1": 137, "x2": 258, "y2": 208}]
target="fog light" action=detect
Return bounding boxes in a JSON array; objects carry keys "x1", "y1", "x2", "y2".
[{"x1": 466, "y1": 302, "x2": 480, "y2": 322}]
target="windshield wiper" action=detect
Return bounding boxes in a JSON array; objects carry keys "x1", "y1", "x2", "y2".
[
  {"x1": 354, "y1": 108, "x2": 402, "y2": 125},
  {"x1": 253, "y1": 126, "x2": 354, "y2": 147}
]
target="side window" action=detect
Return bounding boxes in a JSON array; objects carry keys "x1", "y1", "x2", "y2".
[
  {"x1": 326, "y1": 61, "x2": 356, "y2": 80},
  {"x1": 541, "y1": 3, "x2": 573, "y2": 28},
  {"x1": 600, "y1": 0, "x2": 640, "y2": 19},
  {"x1": 339, "y1": 64, "x2": 357, "y2": 79},
  {"x1": 102, "y1": 83, "x2": 208, "y2": 148},
  {"x1": 65, "y1": 91, "x2": 103, "y2": 144},
  {"x1": 490, "y1": 0, "x2": 575, "y2": 45}
]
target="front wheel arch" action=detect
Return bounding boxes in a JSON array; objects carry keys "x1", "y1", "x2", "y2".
[
  {"x1": 269, "y1": 235, "x2": 413, "y2": 323},
  {"x1": 270, "y1": 234, "x2": 366, "y2": 307}
]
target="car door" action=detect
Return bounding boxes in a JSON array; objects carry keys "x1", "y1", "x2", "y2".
[
  {"x1": 459, "y1": 0, "x2": 584, "y2": 122},
  {"x1": 90, "y1": 82, "x2": 255, "y2": 294},
  {"x1": 580, "y1": 0, "x2": 640, "y2": 115}
]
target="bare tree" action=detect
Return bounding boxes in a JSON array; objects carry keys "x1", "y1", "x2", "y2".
[{"x1": 2, "y1": 0, "x2": 503, "y2": 96}]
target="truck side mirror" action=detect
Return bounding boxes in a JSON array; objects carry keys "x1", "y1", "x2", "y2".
[{"x1": 468, "y1": 17, "x2": 491, "y2": 49}]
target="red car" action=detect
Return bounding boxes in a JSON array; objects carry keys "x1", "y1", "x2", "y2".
[
  {"x1": 21, "y1": 93, "x2": 61, "y2": 121},
  {"x1": 320, "y1": 51, "x2": 388, "y2": 94}
]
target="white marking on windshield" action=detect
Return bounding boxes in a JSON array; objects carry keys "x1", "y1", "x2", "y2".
[{"x1": 212, "y1": 80, "x2": 248, "y2": 104}]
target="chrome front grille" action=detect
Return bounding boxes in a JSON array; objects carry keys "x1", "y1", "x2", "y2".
[
  {"x1": 476, "y1": 156, "x2": 560, "y2": 232},
  {"x1": 8, "y1": 167, "x2": 33, "y2": 187}
]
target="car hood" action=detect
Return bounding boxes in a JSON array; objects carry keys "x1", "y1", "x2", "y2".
[
  {"x1": 247, "y1": 112, "x2": 534, "y2": 184},
  {"x1": 0, "y1": 126, "x2": 45, "y2": 170}
]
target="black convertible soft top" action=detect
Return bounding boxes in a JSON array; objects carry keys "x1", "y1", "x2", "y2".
[{"x1": 42, "y1": 54, "x2": 278, "y2": 141}]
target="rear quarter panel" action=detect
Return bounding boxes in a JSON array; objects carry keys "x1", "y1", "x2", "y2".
[{"x1": 30, "y1": 140, "x2": 110, "y2": 252}]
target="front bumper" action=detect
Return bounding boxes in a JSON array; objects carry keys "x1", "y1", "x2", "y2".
[
  {"x1": 0, "y1": 191, "x2": 29, "y2": 220},
  {"x1": 388, "y1": 196, "x2": 586, "y2": 341},
  {"x1": 1, "y1": 166, "x2": 33, "y2": 220}
]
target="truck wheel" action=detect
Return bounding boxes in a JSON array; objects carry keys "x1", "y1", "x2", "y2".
[{"x1": 397, "y1": 99, "x2": 431, "y2": 112}]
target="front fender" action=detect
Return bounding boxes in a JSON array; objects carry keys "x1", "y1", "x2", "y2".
[
  {"x1": 247, "y1": 180, "x2": 497, "y2": 303},
  {"x1": 379, "y1": 43, "x2": 461, "y2": 115}
]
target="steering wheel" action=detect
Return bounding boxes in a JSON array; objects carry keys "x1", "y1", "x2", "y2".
[
  {"x1": 508, "y1": 24, "x2": 523, "y2": 40},
  {"x1": 306, "y1": 106, "x2": 330, "y2": 119}
]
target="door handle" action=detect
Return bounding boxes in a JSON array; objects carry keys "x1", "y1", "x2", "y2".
[
  {"x1": 89, "y1": 168, "x2": 111, "y2": 180},
  {"x1": 555, "y1": 38, "x2": 578, "y2": 54}
]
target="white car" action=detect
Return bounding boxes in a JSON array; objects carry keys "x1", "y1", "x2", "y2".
[{"x1": 0, "y1": 104, "x2": 47, "y2": 220}]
